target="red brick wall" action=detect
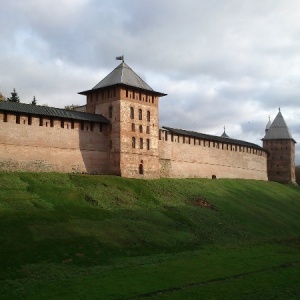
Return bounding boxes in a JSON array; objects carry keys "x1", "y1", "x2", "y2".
[
  {"x1": 0, "y1": 112, "x2": 111, "y2": 174},
  {"x1": 263, "y1": 139, "x2": 296, "y2": 183},
  {"x1": 91, "y1": 86, "x2": 161, "y2": 178},
  {"x1": 159, "y1": 130, "x2": 268, "y2": 180}
]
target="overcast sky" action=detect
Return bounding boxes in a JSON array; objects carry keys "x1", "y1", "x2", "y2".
[{"x1": 1, "y1": 0, "x2": 299, "y2": 164}]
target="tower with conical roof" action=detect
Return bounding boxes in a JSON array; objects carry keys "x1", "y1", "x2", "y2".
[
  {"x1": 262, "y1": 109, "x2": 296, "y2": 184},
  {"x1": 79, "y1": 60, "x2": 166, "y2": 178}
]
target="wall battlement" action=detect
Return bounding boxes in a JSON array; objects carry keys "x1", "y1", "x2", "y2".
[
  {"x1": 0, "y1": 110, "x2": 111, "y2": 174},
  {"x1": 158, "y1": 129, "x2": 268, "y2": 180},
  {"x1": 159, "y1": 129, "x2": 266, "y2": 157}
]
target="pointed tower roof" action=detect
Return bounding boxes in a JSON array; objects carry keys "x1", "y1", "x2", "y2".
[
  {"x1": 262, "y1": 109, "x2": 295, "y2": 142},
  {"x1": 79, "y1": 62, "x2": 166, "y2": 96},
  {"x1": 220, "y1": 126, "x2": 229, "y2": 138}
]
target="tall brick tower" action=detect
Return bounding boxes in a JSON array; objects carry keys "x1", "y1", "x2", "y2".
[
  {"x1": 262, "y1": 109, "x2": 296, "y2": 184},
  {"x1": 79, "y1": 60, "x2": 166, "y2": 178}
]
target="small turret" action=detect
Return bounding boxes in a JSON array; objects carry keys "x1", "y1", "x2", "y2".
[
  {"x1": 265, "y1": 116, "x2": 271, "y2": 134},
  {"x1": 221, "y1": 126, "x2": 229, "y2": 138}
]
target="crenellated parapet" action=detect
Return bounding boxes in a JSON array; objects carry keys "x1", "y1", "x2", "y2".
[{"x1": 159, "y1": 127, "x2": 268, "y2": 180}]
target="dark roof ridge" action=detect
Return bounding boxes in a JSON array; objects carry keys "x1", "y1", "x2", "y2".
[
  {"x1": 162, "y1": 126, "x2": 266, "y2": 151},
  {"x1": 0, "y1": 101, "x2": 109, "y2": 123}
]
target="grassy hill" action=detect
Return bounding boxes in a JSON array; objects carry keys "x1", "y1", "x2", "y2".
[{"x1": 0, "y1": 173, "x2": 300, "y2": 299}]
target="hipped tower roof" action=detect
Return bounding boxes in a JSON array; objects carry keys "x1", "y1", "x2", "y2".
[
  {"x1": 79, "y1": 62, "x2": 166, "y2": 96},
  {"x1": 262, "y1": 110, "x2": 296, "y2": 143}
]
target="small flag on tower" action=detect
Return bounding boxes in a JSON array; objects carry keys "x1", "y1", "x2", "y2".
[{"x1": 116, "y1": 55, "x2": 124, "y2": 61}]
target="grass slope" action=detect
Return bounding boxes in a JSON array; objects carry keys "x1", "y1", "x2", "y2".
[
  {"x1": 0, "y1": 173, "x2": 300, "y2": 299},
  {"x1": 296, "y1": 166, "x2": 300, "y2": 185}
]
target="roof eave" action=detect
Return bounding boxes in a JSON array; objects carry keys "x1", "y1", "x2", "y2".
[
  {"x1": 78, "y1": 83, "x2": 167, "y2": 97},
  {"x1": 163, "y1": 126, "x2": 267, "y2": 152},
  {"x1": 261, "y1": 137, "x2": 296, "y2": 144}
]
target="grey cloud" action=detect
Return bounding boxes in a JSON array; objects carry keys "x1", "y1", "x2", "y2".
[{"x1": 0, "y1": 0, "x2": 299, "y2": 164}]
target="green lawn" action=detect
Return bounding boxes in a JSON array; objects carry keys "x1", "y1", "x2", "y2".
[{"x1": 0, "y1": 173, "x2": 299, "y2": 299}]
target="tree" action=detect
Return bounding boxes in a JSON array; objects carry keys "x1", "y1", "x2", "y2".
[
  {"x1": 7, "y1": 88, "x2": 20, "y2": 103},
  {"x1": 0, "y1": 92, "x2": 5, "y2": 101},
  {"x1": 31, "y1": 96, "x2": 37, "y2": 105},
  {"x1": 64, "y1": 104, "x2": 81, "y2": 110}
]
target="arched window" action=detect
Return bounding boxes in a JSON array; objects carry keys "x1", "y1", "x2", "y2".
[
  {"x1": 139, "y1": 125, "x2": 143, "y2": 133},
  {"x1": 131, "y1": 123, "x2": 135, "y2": 132},
  {"x1": 132, "y1": 137, "x2": 136, "y2": 148},
  {"x1": 139, "y1": 163, "x2": 144, "y2": 175},
  {"x1": 139, "y1": 109, "x2": 142, "y2": 120},
  {"x1": 130, "y1": 107, "x2": 134, "y2": 119},
  {"x1": 147, "y1": 110, "x2": 150, "y2": 122},
  {"x1": 140, "y1": 138, "x2": 143, "y2": 149}
]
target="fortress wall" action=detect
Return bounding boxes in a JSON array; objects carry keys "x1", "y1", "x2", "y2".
[
  {"x1": 0, "y1": 112, "x2": 110, "y2": 174},
  {"x1": 159, "y1": 130, "x2": 268, "y2": 180}
]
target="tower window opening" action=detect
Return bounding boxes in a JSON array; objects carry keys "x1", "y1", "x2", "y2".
[
  {"x1": 16, "y1": 114, "x2": 20, "y2": 124},
  {"x1": 3, "y1": 112, "x2": 8, "y2": 122},
  {"x1": 140, "y1": 138, "x2": 143, "y2": 149},
  {"x1": 139, "y1": 125, "x2": 143, "y2": 133},
  {"x1": 109, "y1": 106, "x2": 113, "y2": 118},
  {"x1": 147, "y1": 139, "x2": 150, "y2": 150},
  {"x1": 39, "y1": 117, "x2": 43, "y2": 127},
  {"x1": 147, "y1": 110, "x2": 150, "y2": 122},
  {"x1": 139, "y1": 163, "x2": 144, "y2": 175},
  {"x1": 146, "y1": 126, "x2": 150, "y2": 134},
  {"x1": 130, "y1": 107, "x2": 134, "y2": 119},
  {"x1": 139, "y1": 109, "x2": 142, "y2": 120},
  {"x1": 132, "y1": 123, "x2": 135, "y2": 132},
  {"x1": 132, "y1": 137, "x2": 136, "y2": 148},
  {"x1": 28, "y1": 116, "x2": 32, "y2": 125},
  {"x1": 50, "y1": 118, "x2": 54, "y2": 127}
]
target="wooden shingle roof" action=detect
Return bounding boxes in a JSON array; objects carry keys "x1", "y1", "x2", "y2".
[
  {"x1": 0, "y1": 101, "x2": 109, "y2": 123},
  {"x1": 162, "y1": 126, "x2": 266, "y2": 151},
  {"x1": 79, "y1": 62, "x2": 167, "y2": 96},
  {"x1": 262, "y1": 111, "x2": 296, "y2": 142}
]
